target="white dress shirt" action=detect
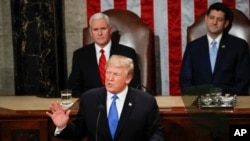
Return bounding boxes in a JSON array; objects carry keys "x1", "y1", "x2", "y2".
[
  {"x1": 95, "y1": 40, "x2": 111, "y2": 64},
  {"x1": 207, "y1": 34, "x2": 222, "y2": 51},
  {"x1": 106, "y1": 86, "x2": 128, "y2": 119},
  {"x1": 55, "y1": 86, "x2": 128, "y2": 135}
]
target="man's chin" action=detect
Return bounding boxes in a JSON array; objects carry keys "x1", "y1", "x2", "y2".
[
  {"x1": 208, "y1": 29, "x2": 223, "y2": 35},
  {"x1": 107, "y1": 89, "x2": 116, "y2": 94},
  {"x1": 96, "y1": 41, "x2": 108, "y2": 46}
]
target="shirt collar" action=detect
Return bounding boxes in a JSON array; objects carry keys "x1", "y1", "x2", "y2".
[
  {"x1": 95, "y1": 40, "x2": 111, "y2": 55},
  {"x1": 107, "y1": 86, "x2": 128, "y2": 100},
  {"x1": 207, "y1": 34, "x2": 222, "y2": 48}
]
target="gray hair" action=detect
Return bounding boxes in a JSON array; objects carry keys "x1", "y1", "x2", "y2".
[{"x1": 89, "y1": 12, "x2": 110, "y2": 26}]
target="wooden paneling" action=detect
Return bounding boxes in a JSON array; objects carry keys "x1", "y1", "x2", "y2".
[
  {"x1": 1, "y1": 96, "x2": 250, "y2": 141},
  {"x1": 0, "y1": 119, "x2": 48, "y2": 141}
]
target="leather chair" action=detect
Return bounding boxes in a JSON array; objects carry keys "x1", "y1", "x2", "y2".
[
  {"x1": 82, "y1": 9, "x2": 156, "y2": 94},
  {"x1": 187, "y1": 8, "x2": 250, "y2": 95},
  {"x1": 187, "y1": 9, "x2": 250, "y2": 46}
]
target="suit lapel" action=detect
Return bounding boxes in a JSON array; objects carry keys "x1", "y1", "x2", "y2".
[
  {"x1": 115, "y1": 88, "x2": 135, "y2": 138},
  {"x1": 201, "y1": 37, "x2": 213, "y2": 75},
  {"x1": 88, "y1": 43, "x2": 99, "y2": 67},
  {"x1": 89, "y1": 44, "x2": 103, "y2": 84},
  {"x1": 213, "y1": 34, "x2": 227, "y2": 74},
  {"x1": 110, "y1": 42, "x2": 117, "y2": 57},
  {"x1": 97, "y1": 88, "x2": 135, "y2": 140},
  {"x1": 96, "y1": 88, "x2": 113, "y2": 140}
]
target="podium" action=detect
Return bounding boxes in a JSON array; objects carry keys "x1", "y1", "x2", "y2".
[{"x1": 1, "y1": 96, "x2": 250, "y2": 141}]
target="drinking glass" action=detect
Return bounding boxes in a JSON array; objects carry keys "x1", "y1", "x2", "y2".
[{"x1": 60, "y1": 89, "x2": 72, "y2": 105}]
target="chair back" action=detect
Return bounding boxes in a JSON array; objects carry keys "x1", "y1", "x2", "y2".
[
  {"x1": 187, "y1": 9, "x2": 250, "y2": 47},
  {"x1": 187, "y1": 8, "x2": 250, "y2": 95},
  {"x1": 83, "y1": 9, "x2": 156, "y2": 94}
]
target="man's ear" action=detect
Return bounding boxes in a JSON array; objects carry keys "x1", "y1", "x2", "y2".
[
  {"x1": 204, "y1": 15, "x2": 208, "y2": 23},
  {"x1": 109, "y1": 25, "x2": 112, "y2": 35},
  {"x1": 125, "y1": 75, "x2": 133, "y2": 85},
  {"x1": 89, "y1": 27, "x2": 93, "y2": 37},
  {"x1": 224, "y1": 20, "x2": 229, "y2": 29}
]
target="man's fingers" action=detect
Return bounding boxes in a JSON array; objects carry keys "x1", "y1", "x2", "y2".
[
  {"x1": 65, "y1": 110, "x2": 71, "y2": 116},
  {"x1": 46, "y1": 111, "x2": 52, "y2": 117}
]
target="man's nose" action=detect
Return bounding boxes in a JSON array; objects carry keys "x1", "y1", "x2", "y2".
[
  {"x1": 98, "y1": 29, "x2": 103, "y2": 35},
  {"x1": 212, "y1": 19, "x2": 218, "y2": 24},
  {"x1": 108, "y1": 74, "x2": 114, "y2": 80}
]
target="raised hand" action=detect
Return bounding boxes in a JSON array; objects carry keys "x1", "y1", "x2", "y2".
[{"x1": 46, "y1": 101, "x2": 71, "y2": 129}]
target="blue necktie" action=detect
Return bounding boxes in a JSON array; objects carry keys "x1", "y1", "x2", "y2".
[
  {"x1": 108, "y1": 95, "x2": 118, "y2": 139},
  {"x1": 210, "y1": 40, "x2": 217, "y2": 73}
]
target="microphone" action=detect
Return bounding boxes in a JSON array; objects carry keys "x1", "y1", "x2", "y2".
[
  {"x1": 96, "y1": 105, "x2": 104, "y2": 141},
  {"x1": 136, "y1": 84, "x2": 155, "y2": 95}
]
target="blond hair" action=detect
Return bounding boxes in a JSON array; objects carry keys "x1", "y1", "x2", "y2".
[{"x1": 106, "y1": 55, "x2": 134, "y2": 77}]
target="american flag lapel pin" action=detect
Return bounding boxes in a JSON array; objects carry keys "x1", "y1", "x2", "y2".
[{"x1": 128, "y1": 102, "x2": 132, "y2": 106}]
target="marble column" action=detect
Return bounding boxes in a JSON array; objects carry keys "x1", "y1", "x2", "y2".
[
  {"x1": 0, "y1": 0, "x2": 14, "y2": 95},
  {"x1": 11, "y1": 0, "x2": 66, "y2": 97}
]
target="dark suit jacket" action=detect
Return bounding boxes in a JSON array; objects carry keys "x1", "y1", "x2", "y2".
[
  {"x1": 57, "y1": 87, "x2": 165, "y2": 141},
  {"x1": 68, "y1": 42, "x2": 141, "y2": 97},
  {"x1": 180, "y1": 33, "x2": 250, "y2": 95}
]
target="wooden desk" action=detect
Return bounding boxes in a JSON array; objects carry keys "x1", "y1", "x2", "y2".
[
  {"x1": 0, "y1": 96, "x2": 79, "y2": 141},
  {"x1": 156, "y1": 96, "x2": 250, "y2": 141},
  {"x1": 0, "y1": 96, "x2": 250, "y2": 141}
]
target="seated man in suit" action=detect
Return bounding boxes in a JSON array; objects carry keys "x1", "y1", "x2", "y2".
[
  {"x1": 46, "y1": 55, "x2": 165, "y2": 141},
  {"x1": 68, "y1": 12, "x2": 141, "y2": 97},
  {"x1": 180, "y1": 2, "x2": 250, "y2": 95}
]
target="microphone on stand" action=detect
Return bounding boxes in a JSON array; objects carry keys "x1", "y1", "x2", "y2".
[
  {"x1": 136, "y1": 84, "x2": 155, "y2": 95},
  {"x1": 96, "y1": 105, "x2": 104, "y2": 141}
]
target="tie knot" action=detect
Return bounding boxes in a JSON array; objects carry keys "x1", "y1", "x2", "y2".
[
  {"x1": 100, "y1": 49, "x2": 104, "y2": 54},
  {"x1": 211, "y1": 40, "x2": 217, "y2": 46},
  {"x1": 112, "y1": 95, "x2": 118, "y2": 100}
]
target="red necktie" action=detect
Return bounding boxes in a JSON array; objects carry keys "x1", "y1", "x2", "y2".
[{"x1": 99, "y1": 49, "x2": 106, "y2": 85}]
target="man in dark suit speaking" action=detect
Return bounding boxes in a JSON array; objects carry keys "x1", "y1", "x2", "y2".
[
  {"x1": 46, "y1": 55, "x2": 165, "y2": 141},
  {"x1": 179, "y1": 2, "x2": 250, "y2": 95},
  {"x1": 68, "y1": 12, "x2": 141, "y2": 97}
]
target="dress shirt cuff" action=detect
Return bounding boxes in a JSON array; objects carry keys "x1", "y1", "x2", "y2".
[{"x1": 54, "y1": 126, "x2": 66, "y2": 136}]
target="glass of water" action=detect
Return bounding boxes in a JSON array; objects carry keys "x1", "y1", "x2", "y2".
[{"x1": 60, "y1": 89, "x2": 72, "y2": 105}]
